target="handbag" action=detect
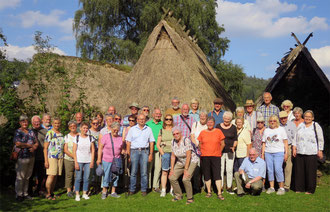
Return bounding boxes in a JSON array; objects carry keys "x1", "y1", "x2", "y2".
[
  {"x1": 10, "y1": 146, "x2": 19, "y2": 161},
  {"x1": 109, "y1": 133, "x2": 123, "y2": 175},
  {"x1": 314, "y1": 122, "x2": 326, "y2": 164}
]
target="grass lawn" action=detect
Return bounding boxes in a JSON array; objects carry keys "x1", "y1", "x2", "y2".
[{"x1": 1, "y1": 174, "x2": 329, "y2": 212}]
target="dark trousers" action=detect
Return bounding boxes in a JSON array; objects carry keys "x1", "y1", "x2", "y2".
[
  {"x1": 28, "y1": 159, "x2": 46, "y2": 195},
  {"x1": 294, "y1": 154, "x2": 317, "y2": 193},
  {"x1": 233, "y1": 157, "x2": 245, "y2": 173}
]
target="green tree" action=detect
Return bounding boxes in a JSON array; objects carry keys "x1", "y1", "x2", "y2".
[{"x1": 0, "y1": 28, "x2": 7, "y2": 60}]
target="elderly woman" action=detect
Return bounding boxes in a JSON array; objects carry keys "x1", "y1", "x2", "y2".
[
  {"x1": 292, "y1": 107, "x2": 304, "y2": 127},
  {"x1": 198, "y1": 117, "x2": 225, "y2": 200},
  {"x1": 189, "y1": 98, "x2": 200, "y2": 122},
  {"x1": 73, "y1": 122, "x2": 95, "y2": 201},
  {"x1": 63, "y1": 121, "x2": 78, "y2": 198},
  {"x1": 262, "y1": 115, "x2": 288, "y2": 195},
  {"x1": 216, "y1": 111, "x2": 237, "y2": 194},
  {"x1": 13, "y1": 115, "x2": 39, "y2": 201},
  {"x1": 122, "y1": 115, "x2": 137, "y2": 141},
  {"x1": 232, "y1": 107, "x2": 251, "y2": 132},
  {"x1": 97, "y1": 122, "x2": 123, "y2": 199},
  {"x1": 293, "y1": 110, "x2": 324, "y2": 194},
  {"x1": 169, "y1": 127, "x2": 199, "y2": 204},
  {"x1": 252, "y1": 117, "x2": 266, "y2": 157},
  {"x1": 281, "y1": 100, "x2": 294, "y2": 121},
  {"x1": 156, "y1": 114, "x2": 174, "y2": 197}
]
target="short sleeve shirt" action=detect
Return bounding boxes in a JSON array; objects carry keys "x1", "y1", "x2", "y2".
[
  {"x1": 160, "y1": 129, "x2": 174, "y2": 153},
  {"x1": 126, "y1": 125, "x2": 155, "y2": 149},
  {"x1": 191, "y1": 121, "x2": 208, "y2": 145},
  {"x1": 13, "y1": 129, "x2": 37, "y2": 159},
  {"x1": 240, "y1": 157, "x2": 266, "y2": 179},
  {"x1": 101, "y1": 134, "x2": 123, "y2": 163},
  {"x1": 236, "y1": 128, "x2": 252, "y2": 158},
  {"x1": 146, "y1": 119, "x2": 163, "y2": 151},
  {"x1": 73, "y1": 135, "x2": 95, "y2": 163},
  {"x1": 64, "y1": 134, "x2": 76, "y2": 161},
  {"x1": 45, "y1": 130, "x2": 65, "y2": 159},
  {"x1": 88, "y1": 129, "x2": 100, "y2": 149},
  {"x1": 262, "y1": 127, "x2": 287, "y2": 153},
  {"x1": 198, "y1": 129, "x2": 225, "y2": 157},
  {"x1": 172, "y1": 137, "x2": 199, "y2": 165}
]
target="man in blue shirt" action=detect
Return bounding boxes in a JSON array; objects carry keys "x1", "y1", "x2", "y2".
[
  {"x1": 234, "y1": 148, "x2": 266, "y2": 196},
  {"x1": 208, "y1": 98, "x2": 225, "y2": 126},
  {"x1": 126, "y1": 114, "x2": 155, "y2": 196}
]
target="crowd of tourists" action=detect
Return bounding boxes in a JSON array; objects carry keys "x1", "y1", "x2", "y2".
[{"x1": 12, "y1": 92, "x2": 325, "y2": 204}]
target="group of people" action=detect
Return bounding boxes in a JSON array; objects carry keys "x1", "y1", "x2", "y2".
[{"x1": 12, "y1": 92, "x2": 325, "y2": 205}]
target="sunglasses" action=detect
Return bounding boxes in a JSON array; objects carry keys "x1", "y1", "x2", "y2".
[
  {"x1": 115, "y1": 118, "x2": 121, "y2": 121},
  {"x1": 257, "y1": 122, "x2": 264, "y2": 124},
  {"x1": 172, "y1": 132, "x2": 180, "y2": 135},
  {"x1": 129, "y1": 119, "x2": 136, "y2": 122},
  {"x1": 165, "y1": 118, "x2": 173, "y2": 121},
  {"x1": 143, "y1": 109, "x2": 149, "y2": 112},
  {"x1": 92, "y1": 122, "x2": 99, "y2": 125}
]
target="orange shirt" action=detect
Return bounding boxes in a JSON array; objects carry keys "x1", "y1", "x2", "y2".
[{"x1": 198, "y1": 128, "x2": 225, "y2": 157}]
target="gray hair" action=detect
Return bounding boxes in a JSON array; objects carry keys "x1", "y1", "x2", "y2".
[
  {"x1": 42, "y1": 113, "x2": 51, "y2": 119},
  {"x1": 105, "y1": 113, "x2": 115, "y2": 119},
  {"x1": 68, "y1": 120, "x2": 77, "y2": 127},
  {"x1": 223, "y1": 111, "x2": 233, "y2": 120},
  {"x1": 304, "y1": 110, "x2": 314, "y2": 118},
  {"x1": 31, "y1": 115, "x2": 41, "y2": 122},
  {"x1": 172, "y1": 126, "x2": 182, "y2": 134},
  {"x1": 293, "y1": 107, "x2": 303, "y2": 115},
  {"x1": 206, "y1": 116, "x2": 215, "y2": 123},
  {"x1": 236, "y1": 107, "x2": 245, "y2": 113},
  {"x1": 19, "y1": 114, "x2": 28, "y2": 122},
  {"x1": 199, "y1": 110, "x2": 207, "y2": 117},
  {"x1": 110, "y1": 122, "x2": 121, "y2": 129},
  {"x1": 114, "y1": 113, "x2": 122, "y2": 118}
]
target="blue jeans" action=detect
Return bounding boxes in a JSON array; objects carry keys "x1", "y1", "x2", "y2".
[
  {"x1": 74, "y1": 163, "x2": 90, "y2": 192},
  {"x1": 161, "y1": 153, "x2": 171, "y2": 171},
  {"x1": 265, "y1": 152, "x2": 284, "y2": 182},
  {"x1": 102, "y1": 160, "x2": 119, "y2": 187},
  {"x1": 130, "y1": 149, "x2": 149, "y2": 192}
]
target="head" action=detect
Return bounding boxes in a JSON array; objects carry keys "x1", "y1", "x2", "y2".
[
  {"x1": 249, "y1": 148, "x2": 258, "y2": 162},
  {"x1": 128, "y1": 115, "x2": 137, "y2": 127},
  {"x1": 68, "y1": 120, "x2": 77, "y2": 133},
  {"x1": 163, "y1": 114, "x2": 174, "y2": 129},
  {"x1": 75, "y1": 112, "x2": 83, "y2": 124},
  {"x1": 105, "y1": 114, "x2": 114, "y2": 127},
  {"x1": 107, "y1": 106, "x2": 116, "y2": 115},
  {"x1": 181, "y1": 104, "x2": 190, "y2": 116},
  {"x1": 293, "y1": 107, "x2": 303, "y2": 120},
  {"x1": 303, "y1": 110, "x2": 314, "y2": 124},
  {"x1": 190, "y1": 98, "x2": 199, "y2": 111},
  {"x1": 153, "y1": 108, "x2": 162, "y2": 122},
  {"x1": 244, "y1": 100, "x2": 255, "y2": 113},
  {"x1": 172, "y1": 127, "x2": 182, "y2": 141},
  {"x1": 80, "y1": 122, "x2": 89, "y2": 135},
  {"x1": 19, "y1": 115, "x2": 29, "y2": 129},
  {"x1": 114, "y1": 114, "x2": 122, "y2": 123},
  {"x1": 235, "y1": 107, "x2": 245, "y2": 118},
  {"x1": 279, "y1": 111, "x2": 288, "y2": 125},
  {"x1": 52, "y1": 117, "x2": 61, "y2": 131},
  {"x1": 137, "y1": 114, "x2": 146, "y2": 127},
  {"x1": 90, "y1": 117, "x2": 99, "y2": 130},
  {"x1": 256, "y1": 116, "x2": 265, "y2": 129},
  {"x1": 268, "y1": 115, "x2": 280, "y2": 129},
  {"x1": 223, "y1": 111, "x2": 233, "y2": 126},
  {"x1": 199, "y1": 110, "x2": 208, "y2": 125},
  {"x1": 235, "y1": 117, "x2": 244, "y2": 130},
  {"x1": 110, "y1": 122, "x2": 121, "y2": 136},
  {"x1": 42, "y1": 113, "x2": 51, "y2": 127},
  {"x1": 31, "y1": 115, "x2": 41, "y2": 129},
  {"x1": 213, "y1": 98, "x2": 223, "y2": 111},
  {"x1": 130, "y1": 106, "x2": 139, "y2": 115},
  {"x1": 141, "y1": 106, "x2": 150, "y2": 117},
  {"x1": 263, "y1": 92, "x2": 272, "y2": 105},
  {"x1": 171, "y1": 97, "x2": 180, "y2": 110},
  {"x1": 206, "y1": 117, "x2": 215, "y2": 130},
  {"x1": 96, "y1": 112, "x2": 104, "y2": 125},
  {"x1": 281, "y1": 100, "x2": 293, "y2": 112}
]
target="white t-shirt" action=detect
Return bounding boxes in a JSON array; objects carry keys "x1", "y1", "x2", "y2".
[
  {"x1": 262, "y1": 127, "x2": 288, "y2": 153},
  {"x1": 74, "y1": 135, "x2": 94, "y2": 163},
  {"x1": 191, "y1": 121, "x2": 208, "y2": 145}
]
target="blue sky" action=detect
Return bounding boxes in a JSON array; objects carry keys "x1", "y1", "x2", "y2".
[{"x1": 1, "y1": 0, "x2": 329, "y2": 79}]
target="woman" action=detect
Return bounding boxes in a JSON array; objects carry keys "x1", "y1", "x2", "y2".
[
  {"x1": 216, "y1": 111, "x2": 237, "y2": 194},
  {"x1": 96, "y1": 112, "x2": 104, "y2": 131},
  {"x1": 13, "y1": 115, "x2": 39, "y2": 201},
  {"x1": 122, "y1": 115, "x2": 137, "y2": 142},
  {"x1": 88, "y1": 117, "x2": 101, "y2": 194},
  {"x1": 189, "y1": 98, "x2": 200, "y2": 122},
  {"x1": 293, "y1": 107, "x2": 304, "y2": 127},
  {"x1": 156, "y1": 114, "x2": 174, "y2": 197},
  {"x1": 232, "y1": 107, "x2": 251, "y2": 132},
  {"x1": 198, "y1": 117, "x2": 225, "y2": 200},
  {"x1": 262, "y1": 115, "x2": 288, "y2": 195},
  {"x1": 251, "y1": 117, "x2": 265, "y2": 157},
  {"x1": 169, "y1": 127, "x2": 199, "y2": 204},
  {"x1": 63, "y1": 121, "x2": 78, "y2": 198},
  {"x1": 97, "y1": 122, "x2": 123, "y2": 199},
  {"x1": 73, "y1": 122, "x2": 95, "y2": 201},
  {"x1": 281, "y1": 100, "x2": 294, "y2": 121},
  {"x1": 234, "y1": 117, "x2": 252, "y2": 173},
  {"x1": 293, "y1": 110, "x2": 324, "y2": 194}
]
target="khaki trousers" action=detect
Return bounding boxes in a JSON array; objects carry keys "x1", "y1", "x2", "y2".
[
  {"x1": 234, "y1": 172, "x2": 263, "y2": 195},
  {"x1": 169, "y1": 162, "x2": 197, "y2": 199},
  {"x1": 15, "y1": 157, "x2": 35, "y2": 196},
  {"x1": 152, "y1": 152, "x2": 162, "y2": 189},
  {"x1": 284, "y1": 145, "x2": 293, "y2": 189},
  {"x1": 64, "y1": 159, "x2": 75, "y2": 189}
]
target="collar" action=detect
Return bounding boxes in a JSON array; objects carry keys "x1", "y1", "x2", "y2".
[
  {"x1": 213, "y1": 109, "x2": 223, "y2": 113},
  {"x1": 134, "y1": 124, "x2": 148, "y2": 130},
  {"x1": 189, "y1": 110, "x2": 199, "y2": 114},
  {"x1": 151, "y1": 119, "x2": 162, "y2": 125}
]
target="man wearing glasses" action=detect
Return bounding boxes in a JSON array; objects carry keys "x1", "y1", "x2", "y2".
[{"x1": 141, "y1": 106, "x2": 150, "y2": 122}]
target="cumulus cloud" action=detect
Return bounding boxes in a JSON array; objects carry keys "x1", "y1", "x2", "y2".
[
  {"x1": 217, "y1": 0, "x2": 329, "y2": 38},
  {"x1": 310, "y1": 46, "x2": 330, "y2": 80},
  {"x1": 0, "y1": 44, "x2": 66, "y2": 61},
  {"x1": 18, "y1": 10, "x2": 73, "y2": 33},
  {"x1": 0, "y1": 0, "x2": 20, "y2": 10}
]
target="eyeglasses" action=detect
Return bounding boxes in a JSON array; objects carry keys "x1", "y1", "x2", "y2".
[
  {"x1": 115, "y1": 118, "x2": 121, "y2": 121},
  {"x1": 257, "y1": 122, "x2": 264, "y2": 124},
  {"x1": 269, "y1": 120, "x2": 277, "y2": 123},
  {"x1": 129, "y1": 119, "x2": 136, "y2": 122},
  {"x1": 92, "y1": 122, "x2": 99, "y2": 125},
  {"x1": 172, "y1": 133, "x2": 180, "y2": 135},
  {"x1": 143, "y1": 109, "x2": 149, "y2": 112},
  {"x1": 165, "y1": 118, "x2": 173, "y2": 121}
]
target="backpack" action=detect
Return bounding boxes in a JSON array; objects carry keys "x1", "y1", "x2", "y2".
[{"x1": 76, "y1": 135, "x2": 93, "y2": 144}]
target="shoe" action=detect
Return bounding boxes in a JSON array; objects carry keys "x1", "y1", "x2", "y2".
[
  {"x1": 24, "y1": 195, "x2": 33, "y2": 200},
  {"x1": 101, "y1": 192, "x2": 107, "y2": 200},
  {"x1": 276, "y1": 188, "x2": 285, "y2": 195},
  {"x1": 128, "y1": 191, "x2": 134, "y2": 196},
  {"x1": 16, "y1": 196, "x2": 24, "y2": 202},
  {"x1": 75, "y1": 195, "x2": 80, "y2": 201},
  {"x1": 262, "y1": 186, "x2": 266, "y2": 192},
  {"x1": 110, "y1": 192, "x2": 121, "y2": 198},
  {"x1": 141, "y1": 191, "x2": 147, "y2": 197},
  {"x1": 227, "y1": 188, "x2": 234, "y2": 195},
  {"x1": 284, "y1": 188, "x2": 290, "y2": 193},
  {"x1": 160, "y1": 190, "x2": 166, "y2": 197},
  {"x1": 82, "y1": 194, "x2": 90, "y2": 200},
  {"x1": 237, "y1": 193, "x2": 245, "y2": 197},
  {"x1": 266, "y1": 188, "x2": 275, "y2": 194},
  {"x1": 67, "y1": 192, "x2": 74, "y2": 198},
  {"x1": 153, "y1": 188, "x2": 161, "y2": 193}
]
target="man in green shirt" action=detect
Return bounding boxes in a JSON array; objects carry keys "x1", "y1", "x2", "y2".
[{"x1": 146, "y1": 108, "x2": 163, "y2": 192}]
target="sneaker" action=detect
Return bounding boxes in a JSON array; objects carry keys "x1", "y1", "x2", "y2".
[
  {"x1": 67, "y1": 192, "x2": 74, "y2": 198},
  {"x1": 75, "y1": 195, "x2": 80, "y2": 201},
  {"x1": 101, "y1": 192, "x2": 107, "y2": 200},
  {"x1": 24, "y1": 195, "x2": 33, "y2": 200},
  {"x1": 266, "y1": 188, "x2": 275, "y2": 194},
  {"x1": 82, "y1": 194, "x2": 90, "y2": 200},
  {"x1": 160, "y1": 190, "x2": 166, "y2": 197},
  {"x1": 16, "y1": 196, "x2": 24, "y2": 202},
  {"x1": 227, "y1": 188, "x2": 234, "y2": 195},
  {"x1": 284, "y1": 188, "x2": 290, "y2": 193},
  {"x1": 277, "y1": 188, "x2": 285, "y2": 195},
  {"x1": 110, "y1": 192, "x2": 121, "y2": 198}
]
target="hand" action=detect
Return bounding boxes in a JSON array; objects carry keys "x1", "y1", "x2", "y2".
[
  {"x1": 169, "y1": 170, "x2": 174, "y2": 177},
  {"x1": 230, "y1": 147, "x2": 235, "y2": 152},
  {"x1": 183, "y1": 169, "x2": 190, "y2": 179},
  {"x1": 96, "y1": 160, "x2": 101, "y2": 166},
  {"x1": 317, "y1": 151, "x2": 323, "y2": 160},
  {"x1": 245, "y1": 182, "x2": 251, "y2": 189},
  {"x1": 90, "y1": 162, "x2": 94, "y2": 169},
  {"x1": 44, "y1": 161, "x2": 49, "y2": 169},
  {"x1": 128, "y1": 155, "x2": 131, "y2": 163},
  {"x1": 284, "y1": 153, "x2": 288, "y2": 162},
  {"x1": 75, "y1": 162, "x2": 80, "y2": 171},
  {"x1": 29, "y1": 147, "x2": 35, "y2": 153},
  {"x1": 292, "y1": 149, "x2": 297, "y2": 157},
  {"x1": 239, "y1": 170, "x2": 244, "y2": 175},
  {"x1": 148, "y1": 154, "x2": 153, "y2": 162}
]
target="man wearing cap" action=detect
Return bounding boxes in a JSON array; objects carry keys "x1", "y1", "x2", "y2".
[
  {"x1": 122, "y1": 103, "x2": 140, "y2": 128},
  {"x1": 208, "y1": 97, "x2": 225, "y2": 126},
  {"x1": 279, "y1": 111, "x2": 296, "y2": 192},
  {"x1": 165, "y1": 97, "x2": 181, "y2": 117},
  {"x1": 244, "y1": 100, "x2": 262, "y2": 131},
  {"x1": 257, "y1": 92, "x2": 280, "y2": 127}
]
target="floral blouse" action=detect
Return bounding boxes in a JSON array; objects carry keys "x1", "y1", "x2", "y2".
[
  {"x1": 171, "y1": 137, "x2": 199, "y2": 165},
  {"x1": 13, "y1": 129, "x2": 37, "y2": 159},
  {"x1": 252, "y1": 128, "x2": 264, "y2": 156}
]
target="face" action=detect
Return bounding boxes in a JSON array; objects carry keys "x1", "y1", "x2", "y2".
[
  {"x1": 137, "y1": 115, "x2": 146, "y2": 126},
  {"x1": 69, "y1": 124, "x2": 77, "y2": 133},
  {"x1": 108, "y1": 106, "x2": 116, "y2": 114},
  {"x1": 42, "y1": 115, "x2": 51, "y2": 127},
  {"x1": 249, "y1": 151, "x2": 257, "y2": 162},
  {"x1": 280, "y1": 116, "x2": 288, "y2": 125},
  {"x1": 164, "y1": 115, "x2": 173, "y2": 126},
  {"x1": 304, "y1": 112, "x2": 314, "y2": 124},
  {"x1": 214, "y1": 103, "x2": 222, "y2": 111},
  {"x1": 97, "y1": 115, "x2": 103, "y2": 124},
  {"x1": 53, "y1": 120, "x2": 61, "y2": 130},
  {"x1": 75, "y1": 113, "x2": 83, "y2": 124},
  {"x1": 236, "y1": 111, "x2": 244, "y2": 118},
  {"x1": 206, "y1": 120, "x2": 215, "y2": 130},
  {"x1": 246, "y1": 106, "x2": 254, "y2": 113},
  {"x1": 269, "y1": 118, "x2": 277, "y2": 129},
  {"x1": 114, "y1": 115, "x2": 121, "y2": 123},
  {"x1": 112, "y1": 127, "x2": 120, "y2": 136},
  {"x1": 32, "y1": 117, "x2": 41, "y2": 129},
  {"x1": 171, "y1": 99, "x2": 180, "y2": 109},
  {"x1": 153, "y1": 109, "x2": 162, "y2": 121},
  {"x1": 142, "y1": 107, "x2": 150, "y2": 116},
  {"x1": 236, "y1": 119, "x2": 243, "y2": 129},
  {"x1": 130, "y1": 107, "x2": 139, "y2": 115},
  {"x1": 106, "y1": 116, "x2": 113, "y2": 126},
  {"x1": 128, "y1": 117, "x2": 136, "y2": 127},
  {"x1": 80, "y1": 125, "x2": 89, "y2": 135},
  {"x1": 199, "y1": 114, "x2": 207, "y2": 124},
  {"x1": 283, "y1": 105, "x2": 290, "y2": 112},
  {"x1": 20, "y1": 120, "x2": 28, "y2": 129},
  {"x1": 263, "y1": 93, "x2": 272, "y2": 105},
  {"x1": 172, "y1": 130, "x2": 182, "y2": 140},
  {"x1": 223, "y1": 116, "x2": 231, "y2": 126},
  {"x1": 181, "y1": 105, "x2": 189, "y2": 116},
  {"x1": 91, "y1": 120, "x2": 99, "y2": 130},
  {"x1": 294, "y1": 111, "x2": 302, "y2": 120},
  {"x1": 257, "y1": 121, "x2": 265, "y2": 129},
  {"x1": 191, "y1": 102, "x2": 199, "y2": 110}
]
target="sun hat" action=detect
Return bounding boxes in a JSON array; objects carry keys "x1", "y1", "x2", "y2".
[
  {"x1": 279, "y1": 111, "x2": 288, "y2": 118},
  {"x1": 244, "y1": 100, "x2": 255, "y2": 107},
  {"x1": 129, "y1": 102, "x2": 140, "y2": 110}
]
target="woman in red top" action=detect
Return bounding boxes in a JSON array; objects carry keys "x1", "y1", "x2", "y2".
[{"x1": 198, "y1": 117, "x2": 225, "y2": 200}]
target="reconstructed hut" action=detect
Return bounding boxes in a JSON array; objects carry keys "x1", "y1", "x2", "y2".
[{"x1": 116, "y1": 17, "x2": 236, "y2": 113}]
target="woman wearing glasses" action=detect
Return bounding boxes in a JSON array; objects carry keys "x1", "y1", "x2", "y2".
[
  {"x1": 88, "y1": 117, "x2": 101, "y2": 194},
  {"x1": 262, "y1": 115, "x2": 288, "y2": 195}
]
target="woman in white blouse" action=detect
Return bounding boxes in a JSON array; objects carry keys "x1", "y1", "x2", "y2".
[
  {"x1": 293, "y1": 110, "x2": 324, "y2": 194},
  {"x1": 281, "y1": 100, "x2": 295, "y2": 121}
]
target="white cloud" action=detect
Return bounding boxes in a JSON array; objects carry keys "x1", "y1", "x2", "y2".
[
  {"x1": 0, "y1": 0, "x2": 20, "y2": 10},
  {"x1": 1, "y1": 44, "x2": 66, "y2": 61},
  {"x1": 18, "y1": 10, "x2": 73, "y2": 33},
  {"x1": 311, "y1": 46, "x2": 330, "y2": 80},
  {"x1": 217, "y1": 0, "x2": 329, "y2": 38}
]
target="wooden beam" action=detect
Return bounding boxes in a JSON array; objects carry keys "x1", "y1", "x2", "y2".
[
  {"x1": 291, "y1": 32, "x2": 302, "y2": 45},
  {"x1": 302, "y1": 32, "x2": 313, "y2": 46}
]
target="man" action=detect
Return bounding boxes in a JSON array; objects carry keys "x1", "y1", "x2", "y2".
[
  {"x1": 146, "y1": 109, "x2": 163, "y2": 192},
  {"x1": 257, "y1": 92, "x2": 280, "y2": 127},
  {"x1": 208, "y1": 97, "x2": 225, "y2": 126},
  {"x1": 244, "y1": 100, "x2": 262, "y2": 131},
  {"x1": 41, "y1": 114, "x2": 52, "y2": 130},
  {"x1": 189, "y1": 98, "x2": 200, "y2": 122},
  {"x1": 107, "y1": 106, "x2": 116, "y2": 115},
  {"x1": 75, "y1": 112, "x2": 83, "y2": 132},
  {"x1": 234, "y1": 148, "x2": 266, "y2": 197},
  {"x1": 279, "y1": 111, "x2": 296, "y2": 192},
  {"x1": 30, "y1": 115, "x2": 48, "y2": 196},
  {"x1": 165, "y1": 97, "x2": 181, "y2": 116},
  {"x1": 141, "y1": 106, "x2": 150, "y2": 122},
  {"x1": 122, "y1": 103, "x2": 140, "y2": 128},
  {"x1": 126, "y1": 114, "x2": 155, "y2": 196},
  {"x1": 173, "y1": 104, "x2": 195, "y2": 138}
]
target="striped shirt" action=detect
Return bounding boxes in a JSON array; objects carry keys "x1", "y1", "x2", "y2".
[
  {"x1": 173, "y1": 115, "x2": 195, "y2": 138},
  {"x1": 257, "y1": 104, "x2": 280, "y2": 127}
]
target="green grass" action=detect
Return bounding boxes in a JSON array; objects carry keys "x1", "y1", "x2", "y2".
[{"x1": 1, "y1": 175, "x2": 329, "y2": 212}]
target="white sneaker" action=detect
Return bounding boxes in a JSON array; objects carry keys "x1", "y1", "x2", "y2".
[
  {"x1": 75, "y1": 195, "x2": 80, "y2": 201},
  {"x1": 82, "y1": 194, "x2": 90, "y2": 200},
  {"x1": 266, "y1": 187, "x2": 275, "y2": 194},
  {"x1": 276, "y1": 188, "x2": 285, "y2": 195},
  {"x1": 160, "y1": 191, "x2": 166, "y2": 197}
]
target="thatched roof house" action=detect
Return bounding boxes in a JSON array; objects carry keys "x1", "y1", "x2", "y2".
[{"x1": 117, "y1": 17, "x2": 236, "y2": 113}]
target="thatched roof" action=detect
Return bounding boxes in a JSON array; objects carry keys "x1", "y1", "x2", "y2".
[{"x1": 116, "y1": 18, "x2": 236, "y2": 113}]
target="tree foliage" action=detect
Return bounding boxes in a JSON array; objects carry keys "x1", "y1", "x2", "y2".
[{"x1": 0, "y1": 28, "x2": 8, "y2": 60}]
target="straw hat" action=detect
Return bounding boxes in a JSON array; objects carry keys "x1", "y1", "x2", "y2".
[
  {"x1": 279, "y1": 111, "x2": 288, "y2": 118},
  {"x1": 244, "y1": 99, "x2": 255, "y2": 107},
  {"x1": 129, "y1": 102, "x2": 140, "y2": 110}
]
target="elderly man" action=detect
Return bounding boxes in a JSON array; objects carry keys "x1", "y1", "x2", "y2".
[
  {"x1": 141, "y1": 106, "x2": 150, "y2": 122},
  {"x1": 189, "y1": 98, "x2": 200, "y2": 122},
  {"x1": 126, "y1": 114, "x2": 155, "y2": 196},
  {"x1": 279, "y1": 111, "x2": 296, "y2": 192},
  {"x1": 234, "y1": 148, "x2": 266, "y2": 197},
  {"x1": 146, "y1": 108, "x2": 163, "y2": 192},
  {"x1": 122, "y1": 103, "x2": 140, "y2": 128},
  {"x1": 165, "y1": 97, "x2": 181, "y2": 116},
  {"x1": 208, "y1": 98, "x2": 225, "y2": 126},
  {"x1": 41, "y1": 114, "x2": 52, "y2": 130},
  {"x1": 173, "y1": 104, "x2": 195, "y2": 138},
  {"x1": 257, "y1": 92, "x2": 280, "y2": 127},
  {"x1": 244, "y1": 100, "x2": 262, "y2": 131},
  {"x1": 107, "y1": 106, "x2": 116, "y2": 115},
  {"x1": 75, "y1": 112, "x2": 83, "y2": 132}
]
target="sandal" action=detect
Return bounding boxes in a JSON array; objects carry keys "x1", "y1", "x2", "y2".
[
  {"x1": 172, "y1": 197, "x2": 182, "y2": 202},
  {"x1": 205, "y1": 193, "x2": 212, "y2": 198},
  {"x1": 217, "y1": 194, "x2": 225, "y2": 200},
  {"x1": 186, "y1": 198, "x2": 194, "y2": 205},
  {"x1": 46, "y1": 195, "x2": 56, "y2": 200}
]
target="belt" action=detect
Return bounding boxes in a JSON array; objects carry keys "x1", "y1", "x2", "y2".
[{"x1": 131, "y1": 147, "x2": 149, "y2": 151}]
